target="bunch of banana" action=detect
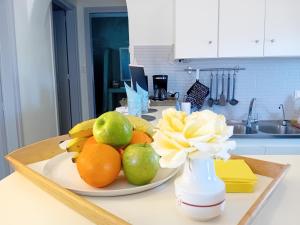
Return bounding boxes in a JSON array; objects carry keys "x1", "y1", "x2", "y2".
[
  {"x1": 67, "y1": 118, "x2": 96, "y2": 162},
  {"x1": 126, "y1": 115, "x2": 155, "y2": 137},
  {"x1": 67, "y1": 116, "x2": 155, "y2": 162},
  {"x1": 71, "y1": 152, "x2": 80, "y2": 163},
  {"x1": 68, "y1": 118, "x2": 96, "y2": 138},
  {"x1": 66, "y1": 137, "x2": 89, "y2": 163}
]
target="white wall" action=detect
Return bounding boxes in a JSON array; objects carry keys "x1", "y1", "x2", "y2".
[
  {"x1": 13, "y1": 0, "x2": 59, "y2": 145},
  {"x1": 76, "y1": 0, "x2": 127, "y2": 120},
  {"x1": 135, "y1": 46, "x2": 300, "y2": 121}
]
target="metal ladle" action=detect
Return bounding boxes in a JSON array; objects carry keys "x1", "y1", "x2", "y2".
[
  {"x1": 229, "y1": 70, "x2": 239, "y2": 105},
  {"x1": 226, "y1": 71, "x2": 231, "y2": 103},
  {"x1": 207, "y1": 72, "x2": 214, "y2": 107},
  {"x1": 219, "y1": 70, "x2": 226, "y2": 106},
  {"x1": 214, "y1": 71, "x2": 219, "y2": 105}
]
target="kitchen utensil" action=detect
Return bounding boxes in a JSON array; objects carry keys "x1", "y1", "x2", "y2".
[
  {"x1": 226, "y1": 71, "x2": 231, "y2": 103},
  {"x1": 153, "y1": 75, "x2": 168, "y2": 101},
  {"x1": 207, "y1": 72, "x2": 214, "y2": 107},
  {"x1": 214, "y1": 72, "x2": 219, "y2": 105},
  {"x1": 230, "y1": 71, "x2": 239, "y2": 105},
  {"x1": 219, "y1": 71, "x2": 226, "y2": 106},
  {"x1": 185, "y1": 69, "x2": 209, "y2": 111}
]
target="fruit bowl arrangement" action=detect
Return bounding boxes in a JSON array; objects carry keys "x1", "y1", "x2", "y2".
[{"x1": 65, "y1": 111, "x2": 162, "y2": 189}]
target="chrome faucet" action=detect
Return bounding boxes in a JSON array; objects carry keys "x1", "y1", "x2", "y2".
[
  {"x1": 278, "y1": 104, "x2": 287, "y2": 126},
  {"x1": 246, "y1": 98, "x2": 256, "y2": 130}
]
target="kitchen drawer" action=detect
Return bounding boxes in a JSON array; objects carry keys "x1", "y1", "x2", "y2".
[
  {"x1": 265, "y1": 145, "x2": 300, "y2": 155},
  {"x1": 231, "y1": 146, "x2": 266, "y2": 155}
]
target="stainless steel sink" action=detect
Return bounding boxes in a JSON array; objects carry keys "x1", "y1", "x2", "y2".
[
  {"x1": 232, "y1": 123, "x2": 258, "y2": 134},
  {"x1": 258, "y1": 120, "x2": 300, "y2": 135},
  {"x1": 229, "y1": 120, "x2": 300, "y2": 138}
]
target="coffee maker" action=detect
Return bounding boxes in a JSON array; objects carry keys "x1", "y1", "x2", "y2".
[{"x1": 153, "y1": 75, "x2": 168, "y2": 101}]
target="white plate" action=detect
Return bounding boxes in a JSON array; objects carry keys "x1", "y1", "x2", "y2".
[{"x1": 42, "y1": 152, "x2": 178, "y2": 197}]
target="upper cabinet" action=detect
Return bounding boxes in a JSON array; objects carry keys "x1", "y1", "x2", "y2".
[
  {"x1": 219, "y1": 0, "x2": 265, "y2": 57},
  {"x1": 126, "y1": 0, "x2": 300, "y2": 58},
  {"x1": 126, "y1": 0, "x2": 174, "y2": 46},
  {"x1": 174, "y1": 0, "x2": 219, "y2": 59},
  {"x1": 264, "y1": 0, "x2": 300, "y2": 56}
]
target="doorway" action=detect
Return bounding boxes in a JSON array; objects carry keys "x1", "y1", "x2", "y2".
[
  {"x1": 85, "y1": 7, "x2": 130, "y2": 117},
  {"x1": 91, "y1": 13, "x2": 129, "y2": 116},
  {"x1": 52, "y1": 0, "x2": 82, "y2": 134}
]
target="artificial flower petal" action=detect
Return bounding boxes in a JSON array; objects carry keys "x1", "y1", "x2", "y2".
[
  {"x1": 159, "y1": 149, "x2": 187, "y2": 168},
  {"x1": 151, "y1": 108, "x2": 236, "y2": 168}
]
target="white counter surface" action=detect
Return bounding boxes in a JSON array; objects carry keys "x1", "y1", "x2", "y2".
[{"x1": 0, "y1": 155, "x2": 299, "y2": 225}]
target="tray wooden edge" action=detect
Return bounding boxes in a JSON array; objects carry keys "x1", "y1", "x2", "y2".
[
  {"x1": 5, "y1": 136, "x2": 130, "y2": 225},
  {"x1": 231, "y1": 155, "x2": 290, "y2": 225},
  {"x1": 5, "y1": 137, "x2": 290, "y2": 225}
]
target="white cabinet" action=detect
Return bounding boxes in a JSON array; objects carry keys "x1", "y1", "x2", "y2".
[
  {"x1": 126, "y1": 0, "x2": 300, "y2": 58},
  {"x1": 126, "y1": 0, "x2": 174, "y2": 46},
  {"x1": 231, "y1": 146, "x2": 266, "y2": 155},
  {"x1": 218, "y1": 0, "x2": 265, "y2": 57},
  {"x1": 264, "y1": 0, "x2": 300, "y2": 56},
  {"x1": 174, "y1": 0, "x2": 218, "y2": 59},
  {"x1": 232, "y1": 139, "x2": 300, "y2": 155},
  {"x1": 265, "y1": 146, "x2": 300, "y2": 155}
]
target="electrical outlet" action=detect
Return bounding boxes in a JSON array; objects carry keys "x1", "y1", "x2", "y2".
[{"x1": 294, "y1": 90, "x2": 300, "y2": 100}]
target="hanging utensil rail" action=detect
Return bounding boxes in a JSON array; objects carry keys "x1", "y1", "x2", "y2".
[{"x1": 184, "y1": 66, "x2": 246, "y2": 74}]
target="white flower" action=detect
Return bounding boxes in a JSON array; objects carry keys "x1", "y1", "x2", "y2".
[{"x1": 152, "y1": 108, "x2": 236, "y2": 168}]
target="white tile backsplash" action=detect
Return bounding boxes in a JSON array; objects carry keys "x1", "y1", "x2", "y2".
[{"x1": 134, "y1": 46, "x2": 300, "y2": 121}]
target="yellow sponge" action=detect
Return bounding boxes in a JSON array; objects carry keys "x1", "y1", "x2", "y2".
[{"x1": 215, "y1": 160, "x2": 257, "y2": 193}]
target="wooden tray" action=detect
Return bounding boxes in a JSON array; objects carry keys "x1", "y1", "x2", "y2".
[{"x1": 6, "y1": 135, "x2": 290, "y2": 225}]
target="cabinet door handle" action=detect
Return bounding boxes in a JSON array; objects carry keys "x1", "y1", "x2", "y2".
[
  {"x1": 208, "y1": 41, "x2": 213, "y2": 45},
  {"x1": 270, "y1": 39, "x2": 275, "y2": 43},
  {"x1": 254, "y1": 40, "x2": 260, "y2": 44}
]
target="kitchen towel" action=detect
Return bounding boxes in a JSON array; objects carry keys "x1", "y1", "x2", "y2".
[
  {"x1": 186, "y1": 80, "x2": 209, "y2": 111},
  {"x1": 136, "y1": 83, "x2": 149, "y2": 113},
  {"x1": 124, "y1": 82, "x2": 142, "y2": 117}
]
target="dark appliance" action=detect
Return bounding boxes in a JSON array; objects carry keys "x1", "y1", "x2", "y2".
[
  {"x1": 153, "y1": 75, "x2": 168, "y2": 101},
  {"x1": 129, "y1": 65, "x2": 148, "y2": 91}
]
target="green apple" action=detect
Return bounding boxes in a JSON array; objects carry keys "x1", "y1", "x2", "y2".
[
  {"x1": 123, "y1": 144, "x2": 160, "y2": 185},
  {"x1": 93, "y1": 111, "x2": 133, "y2": 148}
]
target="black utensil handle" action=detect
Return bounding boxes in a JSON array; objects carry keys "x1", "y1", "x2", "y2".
[
  {"x1": 222, "y1": 74, "x2": 225, "y2": 93},
  {"x1": 232, "y1": 74, "x2": 236, "y2": 99},
  {"x1": 209, "y1": 73, "x2": 213, "y2": 98},
  {"x1": 227, "y1": 73, "x2": 230, "y2": 101},
  {"x1": 215, "y1": 73, "x2": 219, "y2": 100}
]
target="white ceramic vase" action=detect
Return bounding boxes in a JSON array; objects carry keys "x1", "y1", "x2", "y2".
[{"x1": 174, "y1": 155, "x2": 225, "y2": 221}]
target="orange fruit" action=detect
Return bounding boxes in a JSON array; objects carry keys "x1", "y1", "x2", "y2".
[
  {"x1": 118, "y1": 148, "x2": 125, "y2": 159},
  {"x1": 130, "y1": 130, "x2": 152, "y2": 144},
  {"x1": 76, "y1": 142, "x2": 121, "y2": 188},
  {"x1": 85, "y1": 136, "x2": 97, "y2": 145}
]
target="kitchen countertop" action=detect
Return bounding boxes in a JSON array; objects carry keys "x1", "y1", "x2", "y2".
[
  {"x1": 0, "y1": 155, "x2": 299, "y2": 225},
  {"x1": 1, "y1": 106, "x2": 299, "y2": 224}
]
